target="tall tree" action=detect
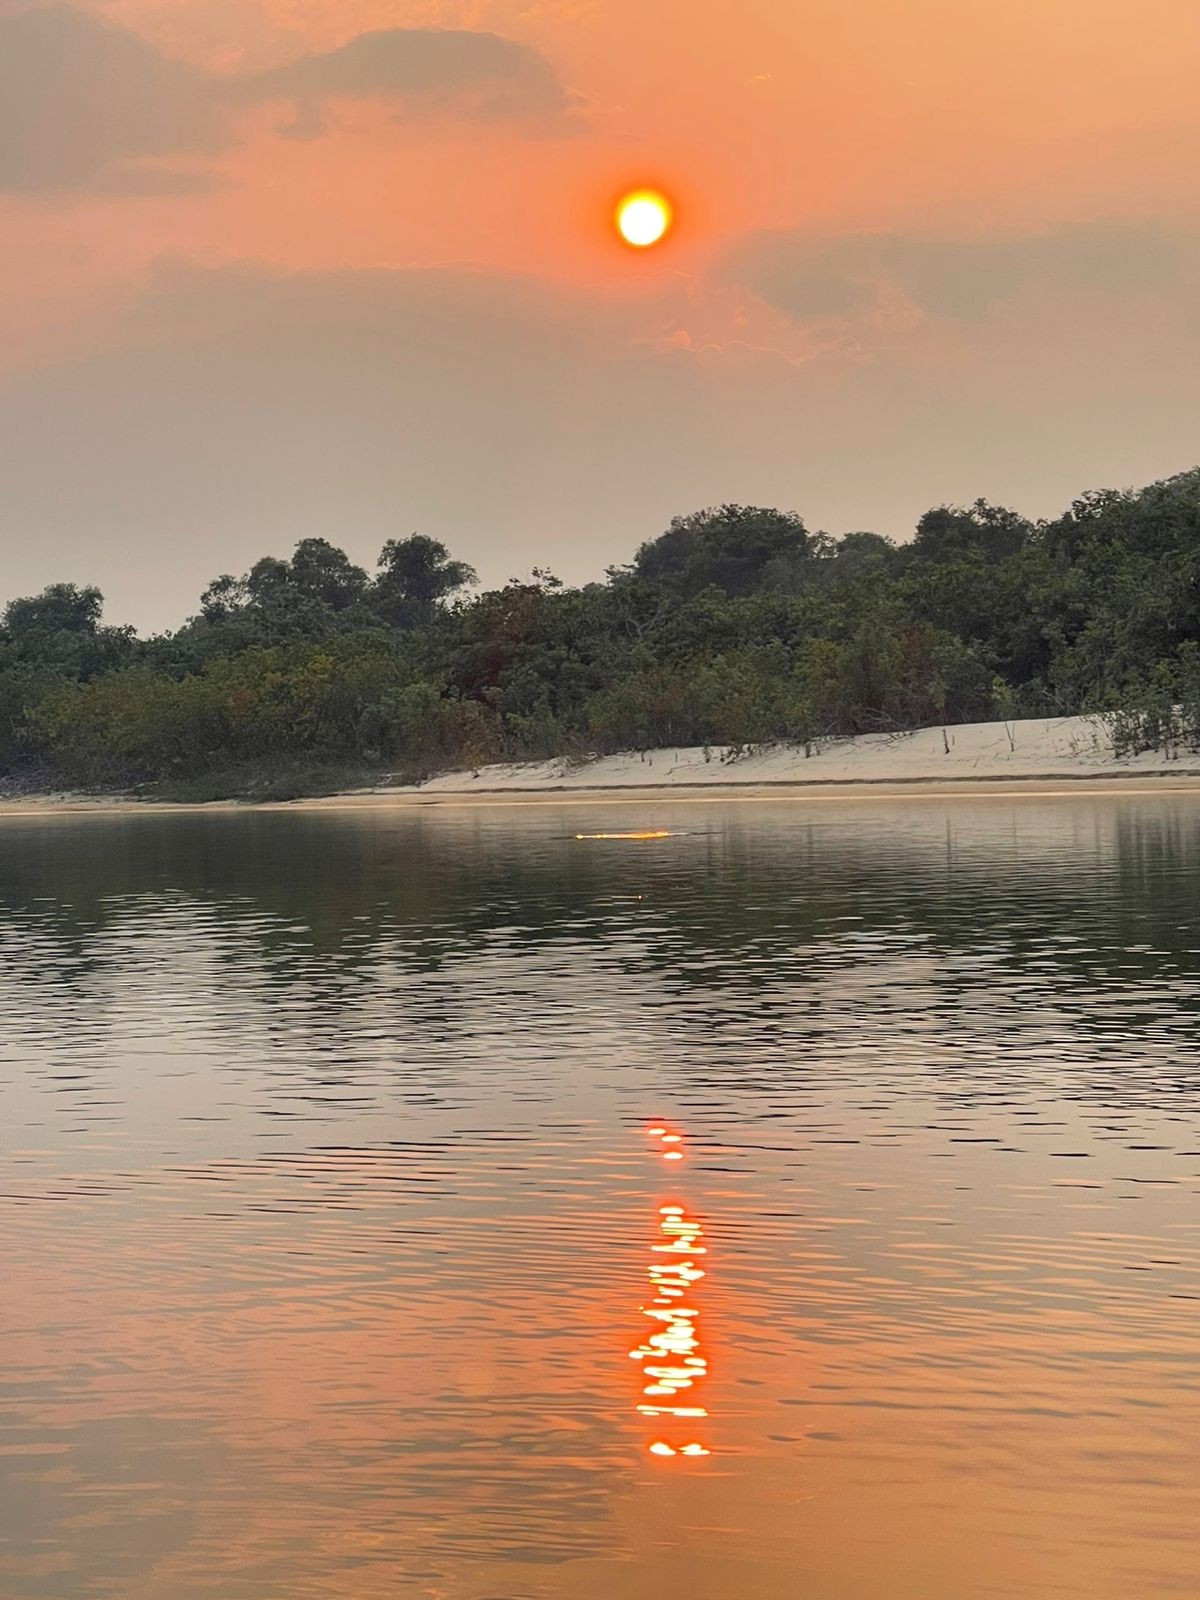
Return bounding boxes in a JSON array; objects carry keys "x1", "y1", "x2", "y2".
[
  {"x1": 372, "y1": 535, "x2": 476, "y2": 628},
  {"x1": 632, "y1": 505, "x2": 817, "y2": 598},
  {"x1": 5, "y1": 583, "x2": 103, "y2": 638}
]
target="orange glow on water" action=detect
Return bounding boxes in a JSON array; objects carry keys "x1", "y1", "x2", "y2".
[
  {"x1": 648, "y1": 1125, "x2": 686, "y2": 1165},
  {"x1": 574, "y1": 831, "x2": 674, "y2": 841},
  {"x1": 630, "y1": 1154, "x2": 711, "y2": 1460}
]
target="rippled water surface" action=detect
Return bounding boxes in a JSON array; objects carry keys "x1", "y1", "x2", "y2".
[{"x1": 2, "y1": 796, "x2": 1199, "y2": 1598}]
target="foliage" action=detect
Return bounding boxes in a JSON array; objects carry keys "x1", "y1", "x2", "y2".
[
  {"x1": 4, "y1": 471, "x2": 1200, "y2": 794},
  {"x1": 1101, "y1": 643, "x2": 1200, "y2": 761}
]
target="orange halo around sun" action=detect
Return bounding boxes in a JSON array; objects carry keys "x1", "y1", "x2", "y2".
[{"x1": 615, "y1": 189, "x2": 674, "y2": 249}]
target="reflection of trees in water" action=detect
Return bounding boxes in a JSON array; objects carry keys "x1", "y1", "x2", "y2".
[
  {"x1": 3, "y1": 799, "x2": 1200, "y2": 955},
  {"x1": 1113, "y1": 804, "x2": 1200, "y2": 912},
  {"x1": 3, "y1": 803, "x2": 1200, "y2": 1060}
]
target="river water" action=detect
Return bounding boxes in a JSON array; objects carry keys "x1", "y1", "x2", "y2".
[{"x1": 1, "y1": 796, "x2": 1198, "y2": 1598}]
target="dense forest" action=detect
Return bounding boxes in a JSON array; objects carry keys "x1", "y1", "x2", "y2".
[{"x1": 3, "y1": 468, "x2": 1199, "y2": 798}]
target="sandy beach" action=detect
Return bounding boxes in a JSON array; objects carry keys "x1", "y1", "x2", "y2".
[{"x1": 1, "y1": 715, "x2": 1199, "y2": 815}]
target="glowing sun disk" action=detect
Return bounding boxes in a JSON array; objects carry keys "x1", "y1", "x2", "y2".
[{"x1": 616, "y1": 190, "x2": 673, "y2": 249}]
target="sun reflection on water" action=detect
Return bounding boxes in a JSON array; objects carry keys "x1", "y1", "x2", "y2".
[
  {"x1": 632, "y1": 1126, "x2": 711, "y2": 1459},
  {"x1": 574, "y1": 831, "x2": 675, "y2": 841}
]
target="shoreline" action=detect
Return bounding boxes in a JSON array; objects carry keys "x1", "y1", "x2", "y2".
[
  {"x1": 4, "y1": 717, "x2": 1200, "y2": 815},
  {"x1": 4, "y1": 769, "x2": 1200, "y2": 818}
]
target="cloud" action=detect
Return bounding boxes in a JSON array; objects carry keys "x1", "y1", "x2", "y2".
[
  {"x1": 0, "y1": 3, "x2": 570, "y2": 192},
  {"x1": 0, "y1": 4, "x2": 217, "y2": 190},
  {"x1": 237, "y1": 27, "x2": 569, "y2": 123},
  {"x1": 722, "y1": 220, "x2": 1190, "y2": 323}
]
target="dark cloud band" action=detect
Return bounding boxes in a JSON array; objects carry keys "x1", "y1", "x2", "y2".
[
  {"x1": 0, "y1": 3, "x2": 570, "y2": 192},
  {"x1": 722, "y1": 221, "x2": 1186, "y2": 322}
]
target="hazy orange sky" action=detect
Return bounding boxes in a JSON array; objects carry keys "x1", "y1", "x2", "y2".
[{"x1": 3, "y1": 0, "x2": 1199, "y2": 625}]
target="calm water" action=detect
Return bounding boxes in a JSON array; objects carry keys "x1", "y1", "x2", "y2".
[{"x1": 1, "y1": 796, "x2": 1199, "y2": 1598}]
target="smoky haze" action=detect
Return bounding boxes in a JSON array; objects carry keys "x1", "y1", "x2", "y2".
[{"x1": 2, "y1": 0, "x2": 1199, "y2": 627}]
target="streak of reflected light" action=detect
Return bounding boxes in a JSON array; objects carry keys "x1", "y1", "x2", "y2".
[
  {"x1": 631, "y1": 1148, "x2": 712, "y2": 1460},
  {"x1": 647, "y1": 1123, "x2": 687, "y2": 1165},
  {"x1": 574, "y1": 831, "x2": 675, "y2": 841}
]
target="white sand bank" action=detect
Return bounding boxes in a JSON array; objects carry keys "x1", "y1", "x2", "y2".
[
  {"x1": 404, "y1": 716, "x2": 1200, "y2": 797},
  {"x1": 3, "y1": 716, "x2": 1200, "y2": 816}
]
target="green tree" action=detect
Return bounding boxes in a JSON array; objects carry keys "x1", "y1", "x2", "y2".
[
  {"x1": 372, "y1": 535, "x2": 476, "y2": 629},
  {"x1": 5, "y1": 583, "x2": 103, "y2": 637},
  {"x1": 633, "y1": 505, "x2": 817, "y2": 598}
]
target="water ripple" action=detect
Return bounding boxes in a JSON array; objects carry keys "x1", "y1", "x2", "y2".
[{"x1": 0, "y1": 798, "x2": 1198, "y2": 1597}]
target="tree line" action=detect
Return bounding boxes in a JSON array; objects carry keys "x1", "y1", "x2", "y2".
[{"x1": 3, "y1": 470, "x2": 1199, "y2": 796}]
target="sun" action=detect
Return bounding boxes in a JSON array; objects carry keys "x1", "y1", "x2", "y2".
[{"x1": 616, "y1": 189, "x2": 673, "y2": 250}]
